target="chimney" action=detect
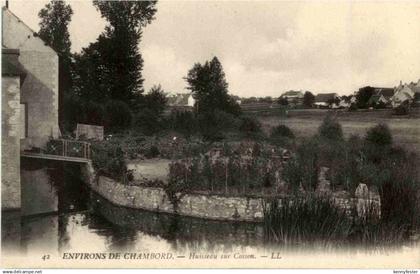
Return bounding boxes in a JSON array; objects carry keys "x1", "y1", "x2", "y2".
[{"x1": 5, "y1": 0, "x2": 8, "y2": 9}]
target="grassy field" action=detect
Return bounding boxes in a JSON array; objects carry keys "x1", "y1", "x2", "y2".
[{"x1": 256, "y1": 108, "x2": 420, "y2": 156}]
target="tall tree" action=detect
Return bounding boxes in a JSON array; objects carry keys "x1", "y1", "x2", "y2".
[
  {"x1": 303, "y1": 91, "x2": 315, "y2": 108},
  {"x1": 38, "y1": 0, "x2": 73, "y2": 130},
  {"x1": 356, "y1": 86, "x2": 375, "y2": 109},
  {"x1": 89, "y1": 0, "x2": 158, "y2": 103},
  {"x1": 185, "y1": 56, "x2": 241, "y2": 116}
]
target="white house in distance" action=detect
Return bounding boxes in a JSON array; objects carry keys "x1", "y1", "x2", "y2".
[
  {"x1": 167, "y1": 93, "x2": 195, "y2": 110},
  {"x1": 391, "y1": 80, "x2": 420, "y2": 108}
]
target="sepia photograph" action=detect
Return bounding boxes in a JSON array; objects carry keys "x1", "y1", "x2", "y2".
[{"x1": 1, "y1": 0, "x2": 419, "y2": 270}]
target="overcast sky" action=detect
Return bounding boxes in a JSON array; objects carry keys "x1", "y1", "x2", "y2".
[{"x1": 4, "y1": 0, "x2": 420, "y2": 97}]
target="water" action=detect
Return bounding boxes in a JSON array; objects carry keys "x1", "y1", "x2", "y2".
[
  {"x1": 1, "y1": 160, "x2": 417, "y2": 261},
  {"x1": 2, "y1": 159, "x2": 267, "y2": 257}
]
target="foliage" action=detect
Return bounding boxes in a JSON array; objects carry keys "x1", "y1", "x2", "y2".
[
  {"x1": 71, "y1": 0, "x2": 158, "y2": 116},
  {"x1": 103, "y1": 100, "x2": 132, "y2": 133},
  {"x1": 91, "y1": 141, "x2": 128, "y2": 182},
  {"x1": 348, "y1": 103, "x2": 358, "y2": 111},
  {"x1": 270, "y1": 124, "x2": 295, "y2": 139},
  {"x1": 38, "y1": 1, "x2": 73, "y2": 57},
  {"x1": 144, "y1": 145, "x2": 160, "y2": 159},
  {"x1": 239, "y1": 116, "x2": 263, "y2": 138},
  {"x1": 318, "y1": 115, "x2": 343, "y2": 141},
  {"x1": 170, "y1": 110, "x2": 198, "y2": 137},
  {"x1": 185, "y1": 56, "x2": 241, "y2": 116},
  {"x1": 132, "y1": 85, "x2": 168, "y2": 135},
  {"x1": 282, "y1": 138, "x2": 319, "y2": 191},
  {"x1": 263, "y1": 195, "x2": 415, "y2": 247},
  {"x1": 62, "y1": 94, "x2": 105, "y2": 132},
  {"x1": 356, "y1": 86, "x2": 376, "y2": 109},
  {"x1": 263, "y1": 196, "x2": 352, "y2": 245},
  {"x1": 270, "y1": 124, "x2": 295, "y2": 147},
  {"x1": 394, "y1": 102, "x2": 410, "y2": 115},
  {"x1": 198, "y1": 110, "x2": 241, "y2": 141},
  {"x1": 167, "y1": 142, "x2": 283, "y2": 195},
  {"x1": 303, "y1": 91, "x2": 315, "y2": 108},
  {"x1": 365, "y1": 124, "x2": 392, "y2": 147},
  {"x1": 277, "y1": 97, "x2": 289, "y2": 106}
]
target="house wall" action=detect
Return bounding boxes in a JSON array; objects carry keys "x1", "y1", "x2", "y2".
[
  {"x1": 1, "y1": 76, "x2": 21, "y2": 210},
  {"x1": 2, "y1": 8, "x2": 60, "y2": 149}
]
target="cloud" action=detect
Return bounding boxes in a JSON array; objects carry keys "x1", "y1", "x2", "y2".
[{"x1": 7, "y1": 0, "x2": 420, "y2": 97}]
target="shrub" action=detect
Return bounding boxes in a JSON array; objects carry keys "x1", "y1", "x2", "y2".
[
  {"x1": 283, "y1": 138, "x2": 319, "y2": 192},
  {"x1": 91, "y1": 141, "x2": 128, "y2": 182},
  {"x1": 239, "y1": 116, "x2": 262, "y2": 137},
  {"x1": 170, "y1": 110, "x2": 198, "y2": 137},
  {"x1": 270, "y1": 124, "x2": 295, "y2": 146},
  {"x1": 133, "y1": 108, "x2": 165, "y2": 135},
  {"x1": 103, "y1": 100, "x2": 132, "y2": 133},
  {"x1": 348, "y1": 103, "x2": 358, "y2": 112},
  {"x1": 365, "y1": 124, "x2": 392, "y2": 147},
  {"x1": 270, "y1": 124, "x2": 295, "y2": 139},
  {"x1": 394, "y1": 102, "x2": 409, "y2": 115},
  {"x1": 144, "y1": 145, "x2": 160, "y2": 159},
  {"x1": 198, "y1": 110, "x2": 240, "y2": 141},
  {"x1": 318, "y1": 115, "x2": 343, "y2": 141}
]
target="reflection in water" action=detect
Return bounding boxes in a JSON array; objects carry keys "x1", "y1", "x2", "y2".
[
  {"x1": 90, "y1": 193, "x2": 265, "y2": 254},
  {"x1": 2, "y1": 161, "x2": 417, "y2": 258}
]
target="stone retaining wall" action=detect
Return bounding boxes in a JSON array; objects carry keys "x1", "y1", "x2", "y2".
[{"x1": 82, "y1": 164, "x2": 380, "y2": 222}]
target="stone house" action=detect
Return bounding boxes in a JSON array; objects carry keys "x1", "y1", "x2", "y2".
[{"x1": 2, "y1": 7, "x2": 60, "y2": 210}]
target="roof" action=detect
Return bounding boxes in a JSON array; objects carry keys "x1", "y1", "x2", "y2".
[
  {"x1": 374, "y1": 88, "x2": 394, "y2": 98},
  {"x1": 2, "y1": 48, "x2": 26, "y2": 78},
  {"x1": 282, "y1": 90, "x2": 303, "y2": 97},
  {"x1": 315, "y1": 93, "x2": 337, "y2": 102},
  {"x1": 408, "y1": 82, "x2": 420, "y2": 95},
  {"x1": 2, "y1": 7, "x2": 57, "y2": 55},
  {"x1": 167, "y1": 93, "x2": 192, "y2": 106},
  {"x1": 368, "y1": 95, "x2": 383, "y2": 104}
]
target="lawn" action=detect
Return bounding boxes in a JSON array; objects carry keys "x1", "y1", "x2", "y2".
[{"x1": 256, "y1": 108, "x2": 420, "y2": 155}]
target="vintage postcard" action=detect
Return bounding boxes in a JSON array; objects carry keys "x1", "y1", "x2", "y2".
[{"x1": 1, "y1": 0, "x2": 419, "y2": 270}]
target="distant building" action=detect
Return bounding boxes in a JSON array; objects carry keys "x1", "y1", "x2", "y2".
[
  {"x1": 391, "y1": 80, "x2": 420, "y2": 108},
  {"x1": 367, "y1": 88, "x2": 394, "y2": 107},
  {"x1": 167, "y1": 93, "x2": 195, "y2": 111},
  {"x1": 280, "y1": 90, "x2": 304, "y2": 107},
  {"x1": 367, "y1": 94, "x2": 388, "y2": 107},
  {"x1": 314, "y1": 93, "x2": 339, "y2": 108},
  {"x1": 2, "y1": 7, "x2": 60, "y2": 210}
]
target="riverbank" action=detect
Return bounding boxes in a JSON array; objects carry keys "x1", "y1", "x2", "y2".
[{"x1": 82, "y1": 163, "x2": 380, "y2": 223}]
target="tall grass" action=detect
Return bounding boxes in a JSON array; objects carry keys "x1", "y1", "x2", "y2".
[
  {"x1": 263, "y1": 195, "x2": 417, "y2": 249},
  {"x1": 263, "y1": 196, "x2": 351, "y2": 248}
]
